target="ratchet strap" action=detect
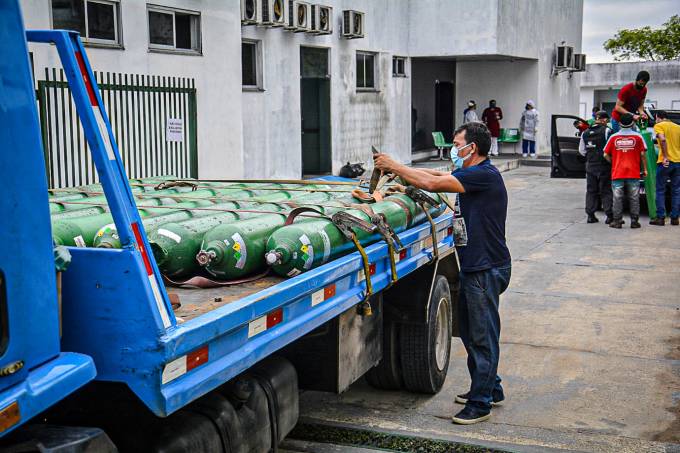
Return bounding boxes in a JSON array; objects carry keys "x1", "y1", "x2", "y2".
[
  {"x1": 405, "y1": 186, "x2": 441, "y2": 261},
  {"x1": 332, "y1": 212, "x2": 377, "y2": 304}
]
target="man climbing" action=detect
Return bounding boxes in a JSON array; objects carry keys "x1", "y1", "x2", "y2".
[{"x1": 611, "y1": 71, "x2": 649, "y2": 132}]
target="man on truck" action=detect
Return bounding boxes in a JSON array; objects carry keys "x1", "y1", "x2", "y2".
[
  {"x1": 611, "y1": 71, "x2": 649, "y2": 132},
  {"x1": 373, "y1": 122, "x2": 511, "y2": 425}
]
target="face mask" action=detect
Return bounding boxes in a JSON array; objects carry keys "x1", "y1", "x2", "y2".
[{"x1": 451, "y1": 143, "x2": 473, "y2": 170}]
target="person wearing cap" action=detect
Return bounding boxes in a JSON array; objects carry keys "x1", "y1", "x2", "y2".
[
  {"x1": 464, "y1": 100, "x2": 479, "y2": 123},
  {"x1": 603, "y1": 113, "x2": 648, "y2": 228},
  {"x1": 650, "y1": 110, "x2": 680, "y2": 225},
  {"x1": 519, "y1": 100, "x2": 539, "y2": 158},
  {"x1": 579, "y1": 111, "x2": 613, "y2": 223},
  {"x1": 482, "y1": 100, "x2": 503, "y2": 156},
  {"x1": 611, "y1": 71, "x2": 650, "y2": 132}
]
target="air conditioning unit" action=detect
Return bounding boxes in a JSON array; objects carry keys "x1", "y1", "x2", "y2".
[
  {"x1": 342, "y1": 10, "x2": 364, "y2": 39},
  {"x1": 241, "y1": 0, "x2": 260, "y2": 25},
  {"x1": 555, "y1": 44, "x2": 574, "y2": 69},
  {"x1": 572, "y1": 53, "x2": 586, "y2": 72},
  {"x1": 310, "y1": 5, "x2": 332, "y2": 34},
  {"x1": 261, "y1": 0, "x2": 287, "y2": 27},
  {"x1": 284, "y1": 0, "x2": 309, "y2": 31}
]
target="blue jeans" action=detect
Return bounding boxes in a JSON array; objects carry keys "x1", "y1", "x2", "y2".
[
  {"x1": 656, "y1": 162, "x2": 680, "y2": 218},
  {"x1": 458, "y1": 265, "x2": 512, "y2": 410},
  {"x1": 522, "y1": 139, "x2": 536, "y2": 155},
  {"x1": 612, "y1": 178, "x2": 640, "y2": 221}
]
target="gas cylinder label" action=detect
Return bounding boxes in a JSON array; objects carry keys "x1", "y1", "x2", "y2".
[
  {"x1": 158, "y1": 228, "x2": 181, "y2": 244},
  {"x1": 74, "y1": 235, "x2": 86, "y2": 247},
  {"x1": 96, "y1": 223, "x2": 115, "y2": 238},
  {"x1": 299, "y1": 234, "x2": 314, "y2": 270},
  {"x1": 320, "y1": 230, "x2": 331, "y2": 263},
  {"x1": 287, "y1": 268, "x2": 301, "y2": 277},
  {"x1": 231, "y1": 233, "x2": 247, "y2": 269}
]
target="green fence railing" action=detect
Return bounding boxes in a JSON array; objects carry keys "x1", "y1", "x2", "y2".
[{"x1": 37, "y1": 68, "x2": 198, "y2": 188}]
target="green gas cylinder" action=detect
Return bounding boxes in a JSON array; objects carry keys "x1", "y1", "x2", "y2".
[
  {"x1": 265, "y1": 192, "x2": 445, "y2": 277},
  {"x1": 197, "y1": 191, "x2": 338, "y2": 279},
  {"x1": 149, "y1": 202, "x2": 285, "y2": 278},
  {"x1": 640, "y1": 128, "x2": 658, "y2": 216}
]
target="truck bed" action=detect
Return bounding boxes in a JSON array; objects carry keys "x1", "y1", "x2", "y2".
[{"x1": 171, "y1": 275, "x2": 285, "y2": 322}]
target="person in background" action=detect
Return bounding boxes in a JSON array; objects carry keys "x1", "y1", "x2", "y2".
[
  {"x1": 604, "y1": 113, "x2": 648, "y2": 229},
  {"x1": 587, "y1": 106, "x2": 599, "y2": 126},
  {"x1": 482, "y1": 100, "x2": 503, "y2": 156},
  {"x1": 464, "y1": 100, "x2": 479, "y2": 123},
  {"x1": 579, "y1": 111, "x2": 613, "y2": 224},
  {"x1": 574, "y1": 119, "x2": 589, "y2": 135},
  {"x1": 519, "y1": 100, "x2": 539, "y2": 158},
  {"x1": 649, "y1": 110, "x2": 680, "y2": 226},
  {"x1": 611, "y1": 71, "x2": 650, "y2": 132},
  {"x1": 372, "y1": 122, "x2": 511, "y2": 425}
]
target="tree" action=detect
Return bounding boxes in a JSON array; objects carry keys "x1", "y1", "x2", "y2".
[{"x1": 603, "y1": 15, "x2": 680, "y2": 61}]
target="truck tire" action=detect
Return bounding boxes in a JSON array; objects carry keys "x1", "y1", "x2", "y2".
[
  {"x1": 365, "y1": 320, "x2": 403, "y2": 390},
  {"x1": 399, "y1": 275, "x2": 452, "y2": 394}
]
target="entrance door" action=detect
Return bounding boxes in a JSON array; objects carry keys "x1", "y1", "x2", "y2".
[
  {"x1": 435, "y1": 81, "x2": 454, "y2": 143},
  {"x1": 300, "y1": 47, "x2": 331, "y2": 175}
]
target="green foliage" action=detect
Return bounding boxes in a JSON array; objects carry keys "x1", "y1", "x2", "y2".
[{"x1": 603, "y1": 15, "x2": 680, "y2": 61}]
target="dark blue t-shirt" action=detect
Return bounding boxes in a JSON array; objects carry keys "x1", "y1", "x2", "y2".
[{"x1": 452, "y1": 159, "x2": 511, "y2": 272}]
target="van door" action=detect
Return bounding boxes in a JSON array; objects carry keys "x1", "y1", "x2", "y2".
[{"x1": 551, "y1": 114, "x2": 588, "y2": 178}]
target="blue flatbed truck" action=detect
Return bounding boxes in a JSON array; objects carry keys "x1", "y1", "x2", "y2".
[{"x1": 0, "y1": 1, "x2": 461, "y2": 450}]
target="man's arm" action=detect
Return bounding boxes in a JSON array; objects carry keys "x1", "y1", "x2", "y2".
[
  {"x1": 604, "y1": 153, "x2": 612, "y2": 163},
  {"x1": 613, "y1": 98, "x2": 628, "y2": 116},
  {"x1": 657, "y1": 132, "x2": 669, "y2": 164},
  {"x1": 420, "y1": 168, "x2": 450, "y2": 176},
  {"x1": 641, "y1": 151, "x2": 648, "y2": 176},
  {"x1": 373, "y1": 154, "x2": 465, "y2": 193}
]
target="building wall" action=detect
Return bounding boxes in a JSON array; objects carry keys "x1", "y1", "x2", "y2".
[
  {"x1": 411, "y1": 59, "x2": 455, "y2": 149},
  {"x1": 22, "y1": 0, "x2": 245, "y2": 179}
]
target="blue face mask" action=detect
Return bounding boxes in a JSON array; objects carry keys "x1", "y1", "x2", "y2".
[{"x1": 451, "y1": 143, "x2": 473, "y2": 170}]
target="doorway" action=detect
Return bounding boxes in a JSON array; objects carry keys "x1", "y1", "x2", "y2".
[
  {"x1": 300, "y1": 47, "x2": 331, "y2": 175},
  {"x1": 435, "y1": 81, "x2": 454, "y2": 143}
]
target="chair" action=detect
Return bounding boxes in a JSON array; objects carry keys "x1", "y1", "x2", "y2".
[
  {"x1": 431, "y1": 131, "x2": 453, "y2": 160},
  {"x1": 498, "y1": 128, "x2": 520, "y2": 154}
]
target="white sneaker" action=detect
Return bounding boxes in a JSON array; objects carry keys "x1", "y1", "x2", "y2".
[
  {"x1": 491, "y1": 151, "x2": 499, "y2": 156},
  {"x1": 530, "y1": 153, "x2": 537, "y2": 159},
  {"x1": 522, "y1": 153, "x2": 528, "y2": 158}
]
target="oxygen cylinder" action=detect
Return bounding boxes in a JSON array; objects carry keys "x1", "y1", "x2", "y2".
[
  {"x1": 265, "y1": 192, "x2": 445, "y2": 277},
  {"x1": 149, "y1": 202, "x2": 284, "y2": 278},
  {"x1": 197, "y1": 191, "x2": 339, "y2": 279}
]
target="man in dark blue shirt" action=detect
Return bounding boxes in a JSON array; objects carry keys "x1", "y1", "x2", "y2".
[{"x1": 374, "y1": 122, "x2": 511, "y2": 425}]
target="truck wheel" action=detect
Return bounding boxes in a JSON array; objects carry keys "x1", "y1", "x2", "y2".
[
  {"x1": 365, "y1": 321, "x2": 403, "y2": 390},
  {"x1": 399, "y1": 275, "x2": 452, "y2": 394}
]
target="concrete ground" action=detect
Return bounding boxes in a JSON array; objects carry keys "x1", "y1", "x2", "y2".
[{"x1": 293, "y1": 166, "x2": 680, "y2": 452}]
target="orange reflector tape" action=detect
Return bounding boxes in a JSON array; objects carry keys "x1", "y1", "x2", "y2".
[
  {"x1": 266, "y1": 308, "x2": 283, "y2": 328},
  {"x1": 369, "y1": 263, "x2": 376, "y2": 275},
  {"x1": 131, "y1": 222, "x2": 171, "y2": 328},
  {"x1": 447, "y1": 226, "x2": 453, "y2": 236},
  {"x1": 186, "y1": 346, "x2": 209, "y2": 372},
  {"x1": 74, "y1": 51, "x2": 98, "y2": 106},
  {"x1": 312, "y1": 283, "x2": 336, "y2": 307},
  {"x1": 248, "y1": 308, "x2": 285, "y2": 338},
  {"x1": 0, "y1": 402, "x2": 20, "y2": 434},
  {"x1": 399, "y1": 249, "x2": 407, "y2": 260}
]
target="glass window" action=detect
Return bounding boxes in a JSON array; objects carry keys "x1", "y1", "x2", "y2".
[
  {"x1": 51, "y1": 0, "x2": 120, "y2": 45},
  {"x1": 357, "y1": 52, "x2": 376, "y2": 90},
  {"x1": 148, "y1": 6, "x2": 201, "y2": 53},
  {"x1": 242, "y1": 42, "x2": 257, "y2": 87},
  {"x1": 301, "y1": 46, "x2": 328, "y2": 78},
  {"x1": 392, "y1": 56, "x2": 407, "y2": 77}
]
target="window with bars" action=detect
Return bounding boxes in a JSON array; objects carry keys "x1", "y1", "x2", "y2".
[
  {"x1": 51, "y1": 0, "x2": 122, "y2": 46},
  {"x1": 148, "y1": 5, "x2": 201, "y2": 54},
  {"x1": 356, "y1": 51, "x2": 377, "y2": 91}
]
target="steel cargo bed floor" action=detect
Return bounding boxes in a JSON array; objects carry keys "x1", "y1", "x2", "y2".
[{"x1": 169, "y1": 275, "x2": 285, "y2": 322}]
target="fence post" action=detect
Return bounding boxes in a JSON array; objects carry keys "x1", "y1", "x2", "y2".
[
  {"x1": 188, "y1": 79, "x2": 198, "y2": 178},
  {"x1": 36, "y1": 80, "x2": 51, "y2": 185}
]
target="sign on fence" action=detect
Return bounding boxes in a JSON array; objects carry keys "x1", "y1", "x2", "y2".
[{"x1": 166, "y1": 118, "x2": 184, "y2": 142}]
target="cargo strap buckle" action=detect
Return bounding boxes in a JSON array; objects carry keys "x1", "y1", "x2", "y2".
[
  {"x1": 370, "y1": 213, "x2": 403, "y2": 286},
  {"x1": 405, "y1": 187, "x2": 440, "y2": 261}
]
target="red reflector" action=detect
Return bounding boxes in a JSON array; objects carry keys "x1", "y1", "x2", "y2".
[
  {"x1": 399, "y1": 249, "x2": 407, "y2": 260},
  {"x1": 131, "y1": 222, "x2": 153, "y2": 275},
  {"x1": 447, "y1": 226, "x2": 453, "y2": 236},
  {"x1": 74, "y1": 51, "x2": 98, "y2": 106},
  {"x1": 324, "y1": 284, "x2": 336, "y2": 299},
  {"x1": 186, "y1": 346, "x2": 209, "y2": 371},
  {"x1": 369, "y1": 263, "x2": 376, "y2": 275},
  {"x1": 266, "y1": 308, "x2": 283, "y2": 328}
]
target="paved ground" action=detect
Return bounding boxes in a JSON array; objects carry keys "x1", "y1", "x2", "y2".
[{"x1": 293, "y1": 166, "x2": 680, "y2": 452}]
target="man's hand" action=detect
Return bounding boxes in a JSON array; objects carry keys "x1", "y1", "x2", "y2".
[
  {"x1": 373, "y1": 153, "x2": 401, "y2": 173},
  {"x1": 633, "y1": 114, "x2": 641, "y2": 121},
  {"x1": 640, "y1": 112, "x2": 648, "y2": 120},
  {"x1": 643, "y1": 168, "x2": 648, "y2": 177},
  {"x1": 663, "y1": 157, "x2": 670, "y2": 167}
]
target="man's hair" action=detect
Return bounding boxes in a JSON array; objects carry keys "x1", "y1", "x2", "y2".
[
  {"x1": 595, "y1": 110, "x2": 609, "y2": 120},
  {"x1": 619, "y1": 112, "x2": 635, "y2": 127},
  {"x1": 656, "y1": 110, "x2": 668, "y2": 119},
  {"x1": 636, "y1": 71, "x2": 650, "y2": 82},
  {"x1": 454, "y1": 122, "x2": 491, "y2": 156}
]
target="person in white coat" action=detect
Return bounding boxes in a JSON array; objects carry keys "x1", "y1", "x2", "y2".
[
  {"x1": 464, "y1": 100, "x2": 479, "y2": 123},
  {"x1": 519, "y1": 100, "x2": 539, "y2": 158}
]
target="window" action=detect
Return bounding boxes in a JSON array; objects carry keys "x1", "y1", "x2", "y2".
[
  {"x1": 356, "y1": 51, "x2": 376, "y2": 91},
  {"x1": 242, "y1": 40, "x2": 263, "y2": 90},
  {"x1": 392, "y1": 56, "x2": 407, "y2": 77},
  {"x1": 148, "y1": 5, "x2": 201, "y2": 54},
  {"x1": 51, "y1": 0, "x2": 121, "y2": 46}
]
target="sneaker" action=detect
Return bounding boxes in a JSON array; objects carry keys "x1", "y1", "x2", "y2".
[
  {"x1": 605, "y1": 216, "x2": 612, "y2": 224},
  {"x1": 455, "y1": 392, "x2": 504, "y2": 406},
  {"x1": 530, "y1": 153, "x2": 537, "y2": 159},
  {"x1": 609, "y1": 221, "x2": 622, "y2": 229},
  {"x1": 630, "y1": 220, "x2": 641, "y2": 229},
  {"x1": 522, "y1": 153, "x2": 528, "y2": 158},
  {"x1": 587, "y1": 215, "x2": 599, "y2": 224},
  {"x1": 649, "y1": 218, "x2": 665, "y2": 226},
  {"x1": 672, "y1": 218, "x2": 679, "y2": 226},
  {"x1": 452, "y1": 405, "x2": 491, "y2": 425}
]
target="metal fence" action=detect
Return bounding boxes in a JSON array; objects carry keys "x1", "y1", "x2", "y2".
[{"x1": 36, "y1": 69, "x2": 197, "y2": 188}]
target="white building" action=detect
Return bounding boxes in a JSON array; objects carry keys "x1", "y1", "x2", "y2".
[
  {"x1": 580, "y1": 60, "x2": 680, "y2": 119},
  {"x1": 22, "y1": 0, "x2": 583, "y2": 184}
]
